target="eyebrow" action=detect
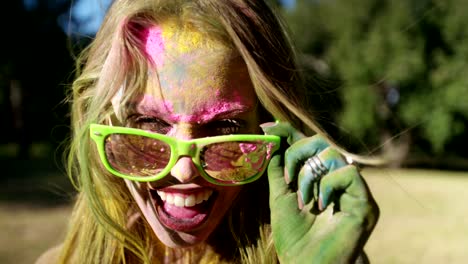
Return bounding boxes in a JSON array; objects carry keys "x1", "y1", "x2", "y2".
[{"x1": 181, "y1": 106, "x2": 254, "y2": 123}]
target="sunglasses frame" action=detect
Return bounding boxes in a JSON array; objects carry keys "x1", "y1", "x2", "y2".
[{"x1": 90, "y1": 124, "x2": 281, "y2": 186}]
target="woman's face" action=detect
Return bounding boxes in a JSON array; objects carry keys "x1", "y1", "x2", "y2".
[{"x1": 121, "y1": 23, "x2": 260, "y2": 248}]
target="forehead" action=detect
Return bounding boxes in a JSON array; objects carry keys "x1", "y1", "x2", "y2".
[
  {"x1": 136, "y1": 21, "x2": 257, "y2": 123},
  {"x1": 144, "y1": 20, "x2": 229, "y2": 68}
]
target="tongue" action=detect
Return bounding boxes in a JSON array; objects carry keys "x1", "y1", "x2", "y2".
[{"x1": 163, "y1": 202, "x2": 207, "y2": 219}]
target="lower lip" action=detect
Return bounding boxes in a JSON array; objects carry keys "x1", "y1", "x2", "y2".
[{"x1": 152, "y1": 192, "x2": 215, "y2": 232}]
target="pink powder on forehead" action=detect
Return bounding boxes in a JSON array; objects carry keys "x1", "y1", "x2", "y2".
[
  {"x1": 144, "y1": 26, "x2": 165, "y2": 67},
  {"x1": 177, "y1": 100, "x2": 254, "y2": 123},
  {"x1": 138, "y1": 95, "x2": 174, "y2": 112},
  {"x1": 138, "y1": 94, "x2": 254, "y2": 123},
  {"x1": 157, "y1": 101, "x2": 252, "y2": 123}
]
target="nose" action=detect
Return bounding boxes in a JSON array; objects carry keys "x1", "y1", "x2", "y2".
[
  {"x1": 170, "y1": 156, "x2": 199, "y2": 183},
  {"x1": 168, "y1": 123, "x2": 201, "y2": 183}
]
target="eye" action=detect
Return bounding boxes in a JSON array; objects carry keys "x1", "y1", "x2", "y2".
[
  {"x1": 126, "y1": 115, "x2": 171, "y2": 134},
  {"x1": 205, "y1": 119, "x2": 245, "y2": 135}
]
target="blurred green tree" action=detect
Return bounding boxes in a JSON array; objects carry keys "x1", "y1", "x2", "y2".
[{"x1": 283, "y1": 0, "x2": 468, "y2": 163}]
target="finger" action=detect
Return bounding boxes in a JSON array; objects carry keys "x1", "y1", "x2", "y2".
[
  {"x1": 268, "y1": 154, "x2": 300, "y2": 214},
  {"x1": 318, "y1": 165, "x2": 368, "y2": 211},
  {"x1": 285, "y1": 135, "x2": 329, "y2": 184},
  {"x1": 337, "y1": 192, "x2": 379, "y2": 231},
  {"x1": 317, "y1": 147, "x2": 348, "y2": 171},
  {"x1": 260, "y1": 121, "x2": 306, "y2": 145},
  {"x1": 296, "y1": 165, "x2": 316, "y2": 209},
  {"x1": 298, "y1": 147, "x2": 347, "y2": 206}
]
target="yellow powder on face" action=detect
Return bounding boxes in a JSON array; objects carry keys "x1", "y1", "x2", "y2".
[
  {"x1": 144, "y1": 19, "x2": 244, "y2": 116},
  {"x1": 160, "y1": 19, "x2": 222, "y2": 54}
]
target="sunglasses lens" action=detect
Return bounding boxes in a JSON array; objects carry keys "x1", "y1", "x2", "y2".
[
  {"x1": 201, "y1": 141, "x2": 272, "y2": 183},
  {"x1": 104, "y1": 134, "x2": 171, "y2": 177}
]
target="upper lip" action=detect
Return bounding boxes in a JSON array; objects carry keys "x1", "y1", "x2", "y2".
[
  {"x1": 149, "y1": 185, "x2": 213, "y2": 194},
  {"x1": 146, "y1": 180, "x2": 217, "y2": 192}
]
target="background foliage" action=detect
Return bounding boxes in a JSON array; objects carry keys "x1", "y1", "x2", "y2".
[
  {"x1": 0, "y1": 2, "x2": 465, "y2": 263},
  {"x1": 0, "y1": 0, "x2": 467, "y2": 169},
  {"x1": 281, "y1": 0, "x2": 468, "y2": 168}
]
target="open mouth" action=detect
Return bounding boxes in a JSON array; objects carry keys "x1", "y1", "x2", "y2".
[{"x1": 149, "y1": 188, "x2": 216, "y2": 232}]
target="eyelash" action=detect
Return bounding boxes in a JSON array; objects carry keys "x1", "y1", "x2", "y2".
[
  {"x1": 126, "y1": 115, "x2": 245, "y2": 135},
  {"x1": 126, "y1": 115, "x2": 171, "y2": 134}
]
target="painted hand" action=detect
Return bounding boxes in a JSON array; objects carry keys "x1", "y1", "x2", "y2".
[{"x1": 261, "y1": 122, "x2": 379, "y2": 264}]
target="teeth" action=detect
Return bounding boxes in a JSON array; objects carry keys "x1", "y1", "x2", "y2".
[
  {"x1": 166, "y1": 193, "x2": 174, "y2": 204},
  {"x1": 157, "y1": 190, "x2": 213, "y2": 208},
  {"x1": 158, "y1": 191, "x2": 167, "y2": 200},
  {"x1": 185, "y1": 195, "x2": 196, "y2": 207},
  {"x1": 174, "y1": 196, "x2": 184, "y2": 207}
]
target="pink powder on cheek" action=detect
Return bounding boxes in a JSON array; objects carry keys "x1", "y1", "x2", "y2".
[{"x1": 144, "y1": 26, "x2": 165, "y2": 67}]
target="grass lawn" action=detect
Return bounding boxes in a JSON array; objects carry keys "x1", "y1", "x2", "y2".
[
  {"x1": 0, "y1": 168, "x2": 467, "y2": 263},
  {"x1": 363, "y1": 168, "x2": 468, "y2": 263},
  {"x1": 0, "y1": 204, "x2": 72, "y2": 264}
]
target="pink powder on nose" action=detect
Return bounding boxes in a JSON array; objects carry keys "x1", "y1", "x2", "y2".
[{"x1": 144, "y1": 26, "x2": 165, "y2": 67}]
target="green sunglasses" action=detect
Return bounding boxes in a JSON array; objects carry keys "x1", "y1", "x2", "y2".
[{"x1": 90, "y1": 124, "x2": 281, "y2": 186}]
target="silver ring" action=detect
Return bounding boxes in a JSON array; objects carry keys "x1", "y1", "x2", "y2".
[{"x1": 305, "y1": 156, "x2": 328, "y2": 180}]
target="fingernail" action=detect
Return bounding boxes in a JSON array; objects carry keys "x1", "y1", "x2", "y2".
[
  {"x1": 260, "y1": 122, "x2": 277, "y2": 128},
  {"x1": 297, "y1": 190, "x2": 304, "y2": 210},
  {"x1": 260, "y1": 122, "x2": 277, "y2": 133},
  {"x1": 283, "y1": 167, "x2": 291, "y2": 184},
  {"x1": 319, "y1": 189, "x2": 331, "y2": 211}
]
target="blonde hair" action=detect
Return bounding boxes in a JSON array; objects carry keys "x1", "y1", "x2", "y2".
[{"x1": 59, "y1": 0, "x2": 378, "y2": 263}]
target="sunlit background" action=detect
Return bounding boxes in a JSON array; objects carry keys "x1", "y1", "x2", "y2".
[{"x1": 0, "y1": 0, "x2": 467, "y2": 263}]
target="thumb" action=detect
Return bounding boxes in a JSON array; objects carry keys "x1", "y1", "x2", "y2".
[
  {"x1": 261, "y1": 121, "x2": 290, "y2": 196},
  {"x1": 267, "y1": 154, "x2": 289, "y2": 199}
]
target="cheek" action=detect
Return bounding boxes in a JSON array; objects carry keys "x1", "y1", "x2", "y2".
[{"x1": 218, "y1": 186, "x2": 243, "y2": 204}]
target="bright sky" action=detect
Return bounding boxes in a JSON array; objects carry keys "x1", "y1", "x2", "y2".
[
  {"x1": 24, "y1": 0, "x2": 295, "y2": 36},
  {"x1": 65, "y1": 0, "x2": 113, "y2": 36},
  {"x1": 282, "y1": 0, "x2": 296, "y2": 9},
  {"x1": 69, "y1": 0, "x2": 296, "y2": 35},
  {"x1": 77, "y1": 0, "x2": 113, "y2": 34}
]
